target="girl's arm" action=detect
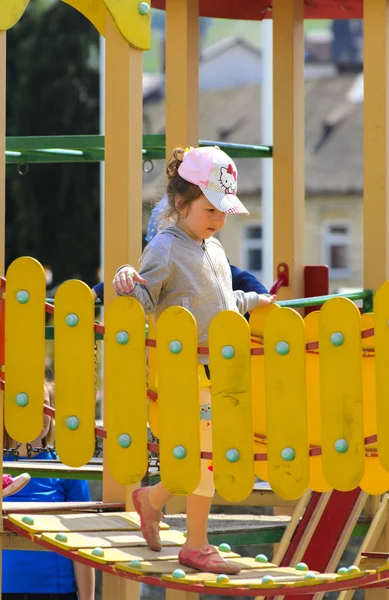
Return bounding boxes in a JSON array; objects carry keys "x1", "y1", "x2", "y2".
[
  {"x1": 233, "y1": 290, "x2": 276, "y2": 315},
  {"x1": 113, "y1": 244, "x2": 170, "y2": 314},
  {"x1": 74, "y1": 562, "x2": 95, "y2": 600}
]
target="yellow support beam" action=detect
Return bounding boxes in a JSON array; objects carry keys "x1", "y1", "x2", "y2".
[
  {"x1": 104, "y1": 15, "x2": 143, "y2": 309},
  {"x1": 166, "y1": 0, "x2": 199, "y2": 153},
  {"x1": 102, "y1": 15, "x2": 145, "y2": 600},
  {"x1": 364, "y1": 0, "x2": 389, "y2": 290},
  {"x1": 273, "y1": 0, "x2": 305, "y2": 299}
]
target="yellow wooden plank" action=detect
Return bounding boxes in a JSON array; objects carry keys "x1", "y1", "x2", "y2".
[
  {"x1": 79, "y1": 544, "x2": 183, "y2": 565},
  {"x1": 105, "y1": 296, "x2": 148, "y2": 484},
  {"x1": 374, "y1": 282, "x2": 389, "y2": 473},
  {"x1": 162, "y1": 572, "x2": 221, "y2": 585},
  {"x1": 41, "y1": 528, "x2": 184, "y2": 551},
  {"x1": 209, "y1": 311, "x2": 254, "y2": 502},
  {"x1": 228, "y1": 557, "x2": 276, "y2": 569},
  {"x1": 264, "y1": 307, "x2": 309, "y2": 500},
  {"x1": 5, "y1": 257, "x2": 46, "y2": 442},
  {"x1": 359, "y1": 312, "x2": 389, "y2": 494},
  {"x1": 54, "y1": 280, "x2": 95, "y2": 468},
  {"x1": 361, "y1": 313, "x2": 376, "y2": 440},
  {"x1": 319, "y1": 297, "x2": 364, "y2": 490},
  {"x1": 117, "y1": 511, "x2": 168, "y2": 531},
  {"x1": 305, "y1": 311, "x2": 331, "y2": 492},
  {"x1": 249, "y1": 303, "x2": 280, "y2": 339},
  {"x1": 250, "y1": 302, "x2": 280, "y2": 482},
  {"x1": 147, "y1": 316, "x2": 159, "y2": 438},
  {"x1": 60, "y1": 0, "x2": 106, "y2": 36},
  {"x1": 305, "y1": 311, "x2": 321, "y2": 445},
  {"x1": 8, "y1": 511, "x2": 142, "y2": 534},
  {"x1": 157, "y1": 307, "x2": 200, "y2": 495},
  {"x1": 0, "y1": 0, "x2": 30, "y2": 30},
  {"x1": 115, "y1": 560, "x2": 197, "y2": 575},
  {"x1": 361, "y1": 457, "x2": 389, "y2": 496},
  {"x1": 253, "y1": 441, "x2": 268, "y2": 483},
  {"x1": 103, "y1": 0, "x2": 150, "y2": 50}
]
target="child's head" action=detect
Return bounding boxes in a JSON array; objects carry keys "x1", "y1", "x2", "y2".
[{"x1": 165, "y1": 146, "x2": 248, "y2": 234}]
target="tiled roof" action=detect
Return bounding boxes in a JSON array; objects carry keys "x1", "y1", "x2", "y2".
[{"x1": 142, "y1": 74, "x2": 363, "y2": 200}]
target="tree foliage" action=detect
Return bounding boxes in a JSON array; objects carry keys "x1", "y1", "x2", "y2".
[{"x1": 6, "y1": 1, "x2": 100, "y2": 286}]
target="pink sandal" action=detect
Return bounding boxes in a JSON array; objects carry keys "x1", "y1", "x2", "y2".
[
  {"x1": 178, "y1": 544, "x2": 241, "y2": 575},
  {"x1": 132, "y1": 487, "x2": 163, "y2": 551}
]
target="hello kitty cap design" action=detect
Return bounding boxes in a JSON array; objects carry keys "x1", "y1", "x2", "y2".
[{"x1": 177, "y1": 146, "x2": 249, "y2": 215}]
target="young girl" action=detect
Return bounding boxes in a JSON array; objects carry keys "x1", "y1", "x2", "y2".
[{"x1": 113, "y1": 146, "x2": 276, "y2": 574}]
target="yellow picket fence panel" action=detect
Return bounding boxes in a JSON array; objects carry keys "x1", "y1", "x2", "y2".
[
  {"x1": 358, "y1": 313, "x2": 389, "y2": 495},
  {"x1": 54, "y1": 281, "x2": 95, "y2": 468},
  {"x1": 9, "y1": 255, "x2": 389, "y2": 497},
  {"x1": 209, "y1": 311, "x2": 254, "y2": 502},
  {"x1": 374, "y1": 282, "x2": 389, "y2": 474},
  {"x1": 250, "y1": 304, "x2": 279, "y2": 482},
  {"x1": 305, "y1": 311, "x2": 331, "y2": 493},
  {"x1": 147, "y1": 316, "x2": 159, "y2": 438},
  {"x1": 105, "y1": 296, "x2": 148, "y2": 484},
  {"x1": 319, "y1": 298, "x2": 364, "y2": 491},
  {"x1": 5, "y1": 257, "x2": 46, "y2": 442},
  {"x1": 157, "y1": 307, "x2": 200, "y2": 495},
  {"x1": 264, "y1": 307, "x2": 309, "y2": 500}
]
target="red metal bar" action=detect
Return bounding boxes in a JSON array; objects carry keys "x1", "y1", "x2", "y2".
[
  {"x1": 278, "y1": 492, "x2": 322, "y2": 567},
  {"x1": 270, "y1": 263, "x2": 289, "y2": 295},
  {"x1": 281, "y1": 488, "x2": 363, "y2": 600},
  {"x1": 304, "y1": 265, "x2": 329, "y2": 316}
]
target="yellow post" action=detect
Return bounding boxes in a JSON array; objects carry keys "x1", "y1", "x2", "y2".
[
  {"x1": 364, "y1": 0, "x2": 389, "y2": 291},
  {"x1": 0, "y1": 28, "x2": 5, "y2": 594},
  {"x1": 103, "y1": 14, "x2": 143, "y2": 600},
  {"x1": 363, "y1": 2, "x2": 389, "y2": 581},
  {"x1": 273, "y1": 0, "x2": 305, "y2": 299},
  {"x1": 104, "y1": 16, "x2": 143, "y2": 308},
  {"x1": 164, "y1": 8, "x2": 200, "y2": 599},
  {"x1": 165, "y1": 0, "x2": 199, "y2": 152}
]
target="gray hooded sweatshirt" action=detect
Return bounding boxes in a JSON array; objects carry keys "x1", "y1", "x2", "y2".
[{"x1": 122, "y1": 226, "x2": 261, "y2": 350}]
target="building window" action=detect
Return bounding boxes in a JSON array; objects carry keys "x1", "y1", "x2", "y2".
[
  {"x1": 321, "y1": 221, "x2": 351, "y2": 279},
  {"x1": 242, "y1": 223, "x2": 263, "y2": 279}
]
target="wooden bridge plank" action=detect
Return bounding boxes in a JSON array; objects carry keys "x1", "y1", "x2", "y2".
[{"x1": 41, "y1": 528, "x2": 185, "y2": 550}]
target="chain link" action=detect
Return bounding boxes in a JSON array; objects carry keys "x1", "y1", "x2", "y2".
[{"x1": 3, "y1": 444, "x2": 56, "y2": 459}]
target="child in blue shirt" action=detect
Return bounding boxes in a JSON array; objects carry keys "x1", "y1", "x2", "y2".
[{"x1": 2, "y1": 382, "x2": 94, "y2": 600}]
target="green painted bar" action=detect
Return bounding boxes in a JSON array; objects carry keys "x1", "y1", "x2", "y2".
[
  {"x1": 5, "y1": 134, "x2": 272, "y2": 164},
  {"x1": 278, "y1": 290, "x2": 371, "y2": 309}
]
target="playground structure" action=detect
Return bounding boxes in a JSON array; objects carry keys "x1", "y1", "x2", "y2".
[{"x1": 3, "y1": 0, "x2": 389, "y2": 598}]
